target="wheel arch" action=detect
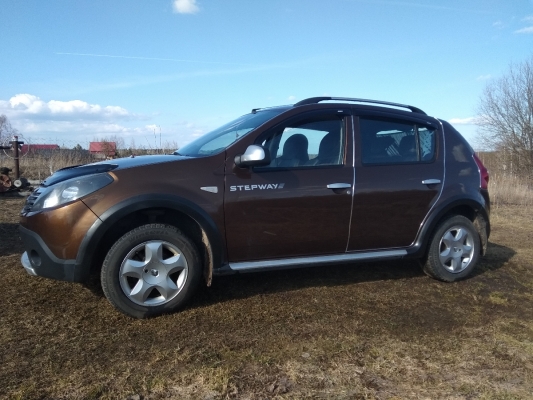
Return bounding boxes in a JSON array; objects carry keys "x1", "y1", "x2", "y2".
[
  {"x1": 411, "y1": 196, "x2": 490, "y2": 258},
  {"x1": 76, "y1": 194, "x2": 224, "y2": 285}
]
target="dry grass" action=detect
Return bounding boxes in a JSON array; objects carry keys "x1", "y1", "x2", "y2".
[
  {"x1": 477, "y1": 150, "x2": 533, "y2": 208},
  {"x1": 489, "y1": 173, "x2": 533, "y2": 208},
  {"x1": 9, "y1": 149, "x2": 533, "y2": 208},
  {"x1": 1, "y1": 196, "x2": 533, "y2": 399},
  {"x1": 17, "y1": 150, "x2": 95, "y2": 181},
  {"x1": 2, "y1": 143, "x2": 179, "y2": 181}
]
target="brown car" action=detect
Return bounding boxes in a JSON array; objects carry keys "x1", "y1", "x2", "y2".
[{"x1": 19, "y1": 97, "x2": 491, "y2": 318}]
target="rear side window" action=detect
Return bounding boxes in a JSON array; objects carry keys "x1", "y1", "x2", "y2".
[{"x1": 360, "y1": 117, "x2": 435, "y2": 164}]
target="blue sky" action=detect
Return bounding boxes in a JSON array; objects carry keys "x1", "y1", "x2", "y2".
[{"x1": 1, "y1": 0, "x2": 532, "y2": 150}]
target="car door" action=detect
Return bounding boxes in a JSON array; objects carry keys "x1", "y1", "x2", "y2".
[
  {"x1": 348, "y1": 113, "x2": 444, "y2": 251},
  {"x1": 224, "y1": 110, "x2": 354, "y2": 262}
]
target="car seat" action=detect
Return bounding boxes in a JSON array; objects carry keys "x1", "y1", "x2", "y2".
[
  {"x1": 306, "y1": 133, "x2": 341, "y2": 166},
  {"x1": 271, "y1": 134, "x2": 309, "y2": 167}
]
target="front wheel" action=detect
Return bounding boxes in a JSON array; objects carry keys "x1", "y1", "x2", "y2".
[
  {"x1": 101, "y1": 224, "x2": 201, "y2": 318},
  {"x1": 423, "y1": 215, "x2": 480, "y2": 282}
]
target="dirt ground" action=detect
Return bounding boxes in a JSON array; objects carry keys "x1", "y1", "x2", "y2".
[{"x1": 1, "y1": 196, "x2": 532, "y2": 399}]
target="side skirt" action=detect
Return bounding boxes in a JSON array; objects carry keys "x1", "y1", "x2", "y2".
[{"x1": 215, "y1": 249, "x2": 408, "y2": 275}]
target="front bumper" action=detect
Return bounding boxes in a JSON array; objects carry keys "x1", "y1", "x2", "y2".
[{"x1": 19, "y1": 226, "x2": 87, "y2": 282}]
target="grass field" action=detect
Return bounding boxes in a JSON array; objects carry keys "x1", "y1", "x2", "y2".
[{"x1": 1, "y1": 196, "x2": 532, "y2": 399}]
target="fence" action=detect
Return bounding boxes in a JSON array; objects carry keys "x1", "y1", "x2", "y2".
[
  {"x1": 0, "y1": 146, "x2": 179, "y2": 181},
  {"x1": 2, "y1": 147, "x2": 532, "y2": 207}
]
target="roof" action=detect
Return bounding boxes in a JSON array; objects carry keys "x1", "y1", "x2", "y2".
[
  {"x1": 293, "y1": 96, "x2": 427, "y2": 115},
  {"x1": 89, "y1": 142, "x2": 117, "y2": 155},
  {"x1": 20, "y1": 144, "x2": 59, "y2": 155}
]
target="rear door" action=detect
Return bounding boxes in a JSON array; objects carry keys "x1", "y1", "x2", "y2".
[
  {"x1": 225, "y1": 110, "x2": 354, "y2": 262},
  {"x1": 348, "y1": 114, "x2": 444, "y2": 251}
]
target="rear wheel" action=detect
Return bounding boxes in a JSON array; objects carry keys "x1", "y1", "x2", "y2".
[
  {"x1": 101, "y1": 224, "x2": 201, "y2": 318},
  {"x1": 423, "y1": 215, "x2": 480, "y2": 282}
]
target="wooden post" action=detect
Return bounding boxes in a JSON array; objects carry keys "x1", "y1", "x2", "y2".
[{"x1": 10, "y1": 136, "x2": 23, "y2": 179}]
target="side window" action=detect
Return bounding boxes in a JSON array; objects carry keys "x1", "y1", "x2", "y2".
[
  {"x1": 360, "y1": 117, "x2": 435, "y2": 164},
  {"x1": 418, "y1": 126, "x2": 436, "y2": 161},
  {"x1": 258, "y1": 116, "x2": 344, "y2": 168}
]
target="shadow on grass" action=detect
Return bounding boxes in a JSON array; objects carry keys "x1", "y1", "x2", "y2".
[
  {"x1": 193, "y1": 240, "x2": 517, "y2": 310},
  {"x1": 0, "y1": 196, "x2": 25, "y2": 256},
  {"x1": 83, "y1": 258, "x2": 425, "y2": 304},
  {"x1": 470, "y1": 241, "x2": 516, "y2": 278},
  {"x1": 0, "y1": 222, "x2": 24, "y2": 256},
  {"x1": 83, "y1": 240, "x2": 516, "y2": 311},
  {"x1": 192, "y1": 259, "x2": 424, "y2": 306}
]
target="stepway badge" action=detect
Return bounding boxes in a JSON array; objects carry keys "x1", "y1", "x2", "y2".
[{"x1": 230, "y1": 183, "x2": 285, "y2": 191}]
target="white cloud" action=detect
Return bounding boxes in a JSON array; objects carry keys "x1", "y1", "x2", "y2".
[
  {"x1": 449, "y1": 117, "x2": 480, "y2": 125},
  {"x1": 13, "y1": 120, "x2": 154, "y2": 136},
  {"x1": 0, "y1": 94, "x2": 155, "y2": 147},
  {"x1": 56, "y1": 52, "x2": 250, "y2": 66},
  {"x1": 1, "y1": 94, "x2": 131, "y2": 121},
  {"x1": 492, "y1": 20, "x2": 503, "y2": 28},
  {"x1": 476, "y1": 74, "x2": 492, "y2": 81},
  {"x1": 172, "y1": 0, "x2": 199, "y2": 14},
  {"x1": 515, "y1": 15, "x2": 533, "y2": 33},
  {"x1": 0, "y1": 94, "x2": 212, "y2": 148},
  {"x1": 287, "y1": 95, "x2": 296, "y2": 101},
  {"x1": 515, "y1": 26, "x2": 533, "y2": 34}
]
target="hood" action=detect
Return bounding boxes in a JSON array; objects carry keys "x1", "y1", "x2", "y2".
[
  {"x1": 102, "y1": 154, "x2": 190, "y2": 170},
  {"x1": 42, "y1": 154, "x2": 190, "y2": 187}
]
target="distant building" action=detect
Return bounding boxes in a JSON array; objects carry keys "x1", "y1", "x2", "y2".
[
  {"x1": 20, "y1": 144, "x2": 60, "y2": 156},
  {"x1": 89, "y1": 142, "x2": 117, "y2": 159}
]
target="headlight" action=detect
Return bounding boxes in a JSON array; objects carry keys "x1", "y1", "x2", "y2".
[{"x1": 31, "y1": 173, "x2": 114, "y2": 212}]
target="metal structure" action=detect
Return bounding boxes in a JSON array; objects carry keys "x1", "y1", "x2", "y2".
[{"x1": 0, "y1": 136, "x2": 24, "y2": 179}]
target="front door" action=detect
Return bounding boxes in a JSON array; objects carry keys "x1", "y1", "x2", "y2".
[{"x1": 225, "y1": 111, "x2": 354, "y2": 262}]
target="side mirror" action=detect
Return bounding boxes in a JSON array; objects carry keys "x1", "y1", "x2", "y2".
[{"x1": 234, "y1": 145, "x2": 271, "y2": 167}]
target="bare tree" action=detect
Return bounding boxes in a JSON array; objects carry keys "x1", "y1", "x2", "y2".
[
  {"x1": 0, "y1": 114, "x2": 19, "y2": 145},
  {"x1": 477, "y1": 55, "x2": 533, "y2": 177}
]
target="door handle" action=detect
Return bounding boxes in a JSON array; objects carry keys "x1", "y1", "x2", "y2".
[
  {"x1": 327, "y1": 183, "x2": 351, "y2": 189},
  {"x1": 422, "y1": 179, "x2": 441, "y2": 185}
]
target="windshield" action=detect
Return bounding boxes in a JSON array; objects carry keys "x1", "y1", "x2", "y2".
[{"x1": 175, "y1": 109, "x2": 285, "y2": 157}]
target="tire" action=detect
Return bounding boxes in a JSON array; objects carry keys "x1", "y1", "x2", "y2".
[
  {"x1": 423, "y1": 215, "x2": 480, "y2": 282},
  {"x1": 101, "y1": 224, "x2": 201, "y2": 318}
]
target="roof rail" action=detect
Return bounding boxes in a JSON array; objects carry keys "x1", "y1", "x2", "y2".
[{"x1": 293, "y1": 97, "x2": 426, "y2": 115}]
